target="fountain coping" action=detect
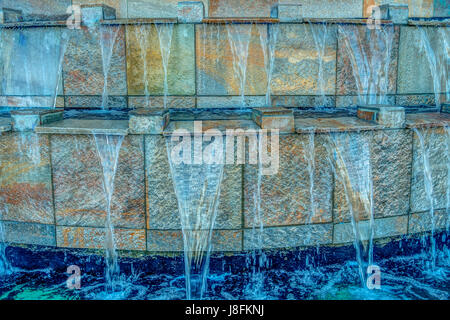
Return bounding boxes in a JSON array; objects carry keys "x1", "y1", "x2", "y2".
[
  {"x1": 202, "y1": 17, "x2": 280, "y2": 24},
  {"x1": 405, "y1": 113, "x2": 450, "y2": 129},
  {"x1": 35, "y1": 119, "x2": 129, "y2": 135},
  {"x1": 163, "y1": 119, "x2": 259, "y2": 136},
  {"x1": 10, "y1": 108, "x2": 64, "y2": 116},
  {"x1": 129, "y1": 108, "x2": 170, "y2": 116},
  {"x1": 252, "y1": 107, "x2": 293, "y2": 116},
  {"x1": 100, "y1": 18, "x2": 178, "y2": 25},
  {"x1": 295, "y1": 116, "x2": 383, "y2": 133}
]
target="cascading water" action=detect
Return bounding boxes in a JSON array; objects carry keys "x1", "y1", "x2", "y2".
[
  {"x1": 99, "y1": 26, "x2": 119, "y2": 110},
  {"x1": 418, "y1": 27, "x2": 449, "y2": 109},
  {"x1": 166, "y1": 126, "x2": 225, "y2": 299},
  {"x1": 309, "y1": 22, "x2": 330, "y2": 107},
  {"x1": 303, "y1": 128, "x2": 316, "y2": 226},
  {"x1": 93, "y1": 133, "x2": 124, "y2": 294},
  {"x1": 338, "y1": 24, "x2": 394, "y2": 105},
  {"x1": 226, "y1": 23, "x2": 252, "y2": 107},
  {"x1": 52, "y1": 30, "x2": 69, "y2": 109},
  {"x1": 0, "y1": 133, "x2": 11, "y2": 276},
  {"x1": 445, "y1": 126, "x2": 450, "y2": 233},
  {"x1": 155, "y1": 23, "x2": 174, "y2": 109},
  {"x1": 412, "y1": 128, "x2": 437, "y2": 270},
  {"x1": 257, "y1": 23, "x2": 279, "y2": 106},
  {"x1": 326, "y1": 132, "x2": 375, "y2": 287},
  {"x1": 134, "y1": 25, "x2": 151, "y2": 106}
]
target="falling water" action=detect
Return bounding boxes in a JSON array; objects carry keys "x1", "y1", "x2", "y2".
[
  {"x1": 52, "y1": 30, "x2": 69, "y2": 109},
  {"x1": 166, "y1": 129, "x2": 225, "y2": 299},
  {"x1": 0, "y1": 134, "x2": 11, "y2": 276},
  {"x1": 338, "y1": 24, "x2": 394, "y2": 105},
  {"x1": 93, "y1": 133, "x2": 125, "y2": 293},
  {"x1": 412, "y1": 128, "x2": 436, "y2": 270},
  {"x1": 99, "y1": 26, "x2": 119, "y2": 109},
  {"x1": 445, "y1": 126, "x2": 450, "y2": 232},
  {"x1": 418, "y1": 27, "x2": 449, "y2": 109},
  {"x1": 257, "y1": 23, "x2": 279, "y2": 105},
  {"x1": 326, "y1": 133, "x2": 375, "y2": 286},
  {"x1": 227, "y1": 23, "x2": 252, "y2": 107},
  {"x1": 309, "y1": 22, "x2": 330, "y2": 107},
  {"x1": 303, "y1": 128, "x2": 316, "y2": 225},
  {"x1": 134, "y1": 25, "x2": 151, "y2": 106},
  {"x1": 155, "y1": 23, "x2": 174, "y2": 109}
]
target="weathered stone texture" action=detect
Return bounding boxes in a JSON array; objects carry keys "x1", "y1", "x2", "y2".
[
  {"x1": 333, "y1": 215, "x2": 408, "y2": 244},
  {"x1": 51, "y1": 134, "x2": 145, "y2": 229},
  {"x1": 126, "y1": 24, "x2": 195, "y2": 96},
  {"x1": 56, "y1": 226, "x2": 146, "y2": 250},
  {"x1": 196, "y1": 23, "x2": 267, "y2": 96},
  {"x1": 272, "y1": 23, "x2": 337, "y2": 96},
  {"x1": 336, "y1": 24, "x2": 399, "y2": 96},
  {"x1": 363, "y1": 0, "x2": 435, "y2": 18},
  {"x1": 128, "y1": 96, "x2": 195, "y2": 109},
  {"x1": 332, "y1": 130, "x2": 412, "y2": 222},
  {"x1": 74, "y1": 0, "x2": 128, "y2": 19},
  {"x1": 145, "y1": 135, "x2": 242, "y2": 230},
  {"x1": 209, "y1": 0, "x2": 277, "y2": 17},
  {"x1": 0, "y1": 133, "x2": 53, "y2": 224},
  {"x1": 63, "y1": 25, "x2": 127, "y2": 96},
  {"x1": 1, "y1": 221, "x2": 55, "y2": 246},
  {"x1": 409, "y1": 209, "x2": 448, "y2": 234},
  {"x1": 397, "y1": 26, "x2": 448, "y2": 94},
  {"x1": 127, "y1": 0, "x2": 209, "y2": 19},
  {"x1": 147, "y1": 229, "x2": 242, "y2": 252},
  {"x1": 244, "y1": 134, "x2": 333, "y2": 227},
  {"x1": 244, "y1": 224, "x2": 333, "y2": 250},
  {"x1": 64, "y1": 96, "x2": 127, "y2": 109},
  {"x1": 410, "y1": 127, "x2": 449, "y2": 213}
]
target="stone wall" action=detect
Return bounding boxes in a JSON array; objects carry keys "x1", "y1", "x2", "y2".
[
  {"x1": 0, "y1": 21, "x2": 448, "y2": 110},
  {"x1": 0, "y1": 122, "x2": 448, "y2": 252}
]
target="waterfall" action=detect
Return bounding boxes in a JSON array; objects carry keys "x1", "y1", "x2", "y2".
[
  {"x1": 53, "y1": 29, "x2": 69, "y2": 109},
  {"x1": 303, "y1": 128, "x2": 316, "y2": 225},
  {"x1": 418, "y1": 27, "x2": 449, "y2": 109},
  {"x1": 257, "y1": 23, "x2": 279, "y2": 106},
  {"x1": 166, "y1": 129, "x2": 225, "y2": 299},
  {"x1": 155, "y1": 23, "x2": 174, "y2": 109},
  {"x1": 446, "y1": 126, "x2": 450, "y2": 233},
  {"x1": 93, "y1": 133, "x2": 125, "y2": 293},
  {"x1": 326, "y1": 133, "x2": 375, "y2": 287},
  {"x1": 309, "y1": 22, "x2": 330, "y2": 107},
  {"x1": 99, "y1": 26, "x2": 119, "y2": 110},
  {"x1": 226, "y1": 23, "x2": 252, "y2": 107},
  {"x1": 338, "y1": 24, "x2": 394, "y2": 105},
  {"x1": 0, "y1": 133, "x2": 11, "y2": 276},
  {"x1": 134, "y1": 25, "x2": 151, "y2": 106},
  {"x1": 412, "y1": 128, "x2": 436, "y2": 270}
]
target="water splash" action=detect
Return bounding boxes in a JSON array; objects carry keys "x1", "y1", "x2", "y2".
[
  {"x1": 257, "y1": 24, "x2": 279, "y2": 105},
  {"x1": 309, "y1": 22, "x2": 330, "y2": 107},
  {"x1": 165, "y1": 132, "x2": 225, "y2": 299},
  {"x1": 93, "y1": 133, "x2": 124, "y2": 293},
  {"x1": 338, "y1": 24, "x2": 394, "y2": 105},
  {"x1": 418, "y1": 27, "x2": 449, "y2": 109},
  {"x1": 155, "y1": 23, "x2": 174, "y2": 109},
  {"x1": 227, "y1": 23, "x2": 252, "y2": 107},
  {"x1": 99, "y1": 26, "x2": 119, "y2": 109},
  {"x1": 326, "y1": 133, "x2": 375, "y2": 286},
  {"x1": 412, "y1": 128, "x2": 436, "y2": 270}
]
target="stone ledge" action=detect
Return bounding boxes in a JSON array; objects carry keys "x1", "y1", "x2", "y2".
[
  {"x1": 35, "y1": 119, "x2": 129, "y2": 135},
  {"x1": 252, "y1": 107, "x2": 295, "y2": 133},
  {"x1": 129, "y1": 108, "x2": 170, "y2": 135},
  {"x1": 357, "y1": 105, "x2": 406, "y2": 128},
  {"x1": 0, "y1": 117, "x2": 11, "y2": 132},
  {"x1": 405, "y1": 113, "x2": 450, "y2": 128},
  {"x1": 11, "y1": 109, "x2": 63, "y2": 132}
]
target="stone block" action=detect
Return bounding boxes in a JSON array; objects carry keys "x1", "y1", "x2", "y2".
[
  {"x1": 357, "y1": 105, "x2": 406, "y2": 128},
  {"x1": 56, "y1": 226, "x2": 146, "y2": 251},
  {"x1": 408, "y1": 209, "x2": 448, "y2": 234},
  {"x1": 178, "y1": 2, "x2": 204, "y2": 23},
  {"x1": 244, "y1": 134, "x2": 333, "y2": 227},
  {"x1": 64, "y1": 95, "x2": 127, "y2": 109},
  {"x1": 51, "y1": 134, "x2": 145, "y2": 229},
  {"x1": 63, "y1": 25, "x2": 127, "y2": 96},
  {"x1": 0, "y1": 133, "x2": 54, "y2": 224},
  {"x1": 243, "y1": 224, "x2": 333, "y2": 250},
  {"x1": 271, "y1": 4, "x2": 303, "y2": 22},
  {"x1": 126, "y1": 24, "x2": 195, "y2": 96},
  {"x1": 208, "y1": 0, "x2": 277, "y2": 18},
  {"x1": 11, "y1": 109, "x2": 63, "y2": 132},
  {"x1": 333, "y1": 215, "x2": 408, "y2": 244},
  {"x1": 128, "y1": 96, "x2": 196, "y2": 109},
  {"x1": 128, "y1": 108, "x2": 170, "y2": 134},
  {"x1": 1, "y1": 221, "x2": 55, "y2": 246},
  {"x1": 147, "y1": 229, "x2": 242, "y2": 252},
  {"x1": 378, "y1": 4, "x2": 409, "y2": 24},
  {"x1": 81, "y1": 4, "x2": 116, "y2": 26},
  {"x1": 252, "y1": 107, "x2": 294, "y2": 133},
  {"x1": 272, "y1": 23, "x2": 337, "y2": 95}
]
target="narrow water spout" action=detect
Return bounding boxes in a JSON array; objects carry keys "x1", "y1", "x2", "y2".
[
  {"x1": 155, "y1": 23, "x2": 174, "y2": 109},
  {"x1": 226, "y1": 23, "x2": 252, "y2": 107},
  {"x1": 303, "y1": 128, "x2": 316, "y2": 225},
  {"x1": 53, "y1": 30, "x2": 69, "y2": 109},
  {"x1": 309, "y1": 22, "x2": 330, "y2": 107},
  {"x1": 257, "y1": 24, "x2": 279, "y2": 106},
  {"x1": 93, "y1": 133, "x2": 124, "y2": 293},
  {"x1": 413, "y1": 128, "x2": 436, "y2": 270},
  {"x1": 99, "y1": 26, "x2": 120, "y2": 110},
  {"x1": 134, "y1": 25, "x2": 151, "y2": 106},
  {"x1": 326, "y1": 133, "x2": 375, "y2": 287}
]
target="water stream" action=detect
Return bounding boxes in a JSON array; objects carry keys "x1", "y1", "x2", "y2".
[
  {"x1": 226, "y1": 23, "x2": 252, "y2": 107},
  {"x1": 337, "y1": 24, "x2": 394, "y2": 105},
  {"x1": 326, "y1": 133, "x2": 375, "y2": 287},
  {"x1": 134, "y1": 25, "x2": 151, "y2": 106},
  {"x1": 99, "y1": 26, "x2": 120, "y2": 110},
  {"x1": 309, "y1": 22, "x2": 330, "y2": 107},
  {"x1": 257, "y1": 24, "x2": 279, "y2": 106},
  {"x1": 155, "y1": 23, "x2": 174, "y2": 109},
  {"x1": 93, "y1": 133, "x2": 125, "y2": 293},
  {"x1": 166, "y1": 130, "x2": 225, "y2": 299}
]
